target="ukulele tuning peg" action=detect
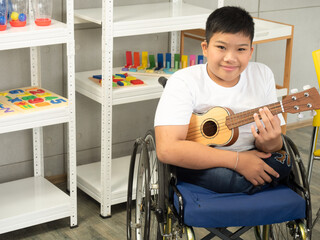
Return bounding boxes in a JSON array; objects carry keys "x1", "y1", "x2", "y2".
[
  {"x1": 303, "y1": 85, "x2": 311, "y2": 90},
  {"x1": 290, "y1": 88, "x2": 298, "y2": 94}
]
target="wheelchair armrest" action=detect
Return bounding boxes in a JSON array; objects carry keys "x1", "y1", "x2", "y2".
[{"x1": 170, "y1": 176, "x2": 184, "y2": 226}]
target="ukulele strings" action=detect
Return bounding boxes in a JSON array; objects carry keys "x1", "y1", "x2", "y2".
[
  {"x1": 187, "y1": 91, "x2": 308, "y2": 139},
  {"x1": 186, "y1": 102, "x2": 283, "y2": 139}
]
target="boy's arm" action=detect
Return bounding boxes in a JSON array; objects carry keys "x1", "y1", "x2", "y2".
[
  {"x1": 251, "y1": 107, "x2": 283, "y2": 153},
  {"x1": 155, "y1": 124, "x2": 279, "y2": 186}
]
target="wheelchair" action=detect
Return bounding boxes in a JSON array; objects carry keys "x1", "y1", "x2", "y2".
[
  {"x1": 126, "y1": 79, "x2": 312, "y2": 240},
  {"x1": 126, "y1": 130, "x2": 312, "y2": 240}
]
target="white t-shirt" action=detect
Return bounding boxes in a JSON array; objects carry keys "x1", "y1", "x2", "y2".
[{"x1": 154, "y1": 62, "x2": 284, "y2": 152}]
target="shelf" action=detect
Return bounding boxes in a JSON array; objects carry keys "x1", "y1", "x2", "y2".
[
  {"x1": 181, "y1": 18, "x2": 292, "y2": 45},
  {"x1": 0, "y1": 177, "x2": 72, "y2": 234},
  {"x1": 74, "y1": 2, "x2": 211, "y2": 37},
  {"x1": 75, "y1": 69, "x2": 163, "y2": 105},
  {"x1": 0, "y1": 106, "x2": 69, "y2": 134},
  {"x1": 0, "y1": 0, "x2": 77, "y2": 233},
  {"x1": 0, "y1": 20, "x2": 69, "y2": 51},
  {"x1": 0, "y1": 87, "x2": 70, "y2": 134},
  {"x1": 76, "y1": 69, "x2": 287, "y2": 106},
  {"x1": 253, "y1": 18, "x2": 292, "y2": 43},
  {"x1": 77, "y1": 156, "x2": 136, "y2": 205}
]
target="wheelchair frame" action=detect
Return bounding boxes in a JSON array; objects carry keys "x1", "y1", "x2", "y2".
[{"x1": 126, "y1": 131, "x2": 312, "y2": 240}]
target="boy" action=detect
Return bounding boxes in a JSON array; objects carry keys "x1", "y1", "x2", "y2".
[{"x1": 154, "y1": 6, "x2": 291, "y2": 194}]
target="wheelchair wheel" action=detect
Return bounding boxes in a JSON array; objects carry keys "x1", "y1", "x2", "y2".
[
  {"x1": 144, "y1": 130, "x2": 162, "y2": 239},
  {"x1": 254, "y1": 221, "x2": 307, "y2": 240},
  {"x1": 253, "y1": 135, "x2": 310, "y2": 240},
  {"x1": 127, "y1": 131, "x2": 162, "y2": 240}
]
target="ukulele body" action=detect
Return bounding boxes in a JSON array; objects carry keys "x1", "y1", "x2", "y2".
[{"x1": 186, "y1": 106, "x2": 239, "y2": 147}]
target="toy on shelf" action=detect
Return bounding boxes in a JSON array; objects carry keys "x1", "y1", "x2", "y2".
[
  {"x1": 9, "y1": 0, "x2": 27, "y2": 27},
  {"x1": 88, "y1": 73, "x2": 145, "y2": 88},
  {"x1": 121, "y1": 51, "x2": 204, "y2": 77},
  {"x1": 0, "y1": 87, "x2": 68, "y2": 118},
  {"x1": 0, "y1": 0, "x2": 8, "y2": 31},
  {"x1": 33, "y1": 0, "x2": 52, "y2": 26}
]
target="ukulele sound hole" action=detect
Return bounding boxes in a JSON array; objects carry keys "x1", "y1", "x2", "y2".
[{"x1": 202, "y1": 120, "x2": 218, "y2": 137}]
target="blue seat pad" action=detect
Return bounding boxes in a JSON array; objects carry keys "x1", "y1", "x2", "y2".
[{"x1": 174, "y1": 181, "x2": 306, "y2": 228}]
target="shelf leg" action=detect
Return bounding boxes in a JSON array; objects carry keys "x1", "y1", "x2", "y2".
[
  {"x1": 100, "y1": 0, "x2": 114, "y2": 218},
  {"x1": 66, "y1": 36, "x2": 78, "y2": 226},
  {"x1": 33, "y1": 127, "x2": 44, "y2": 177}
]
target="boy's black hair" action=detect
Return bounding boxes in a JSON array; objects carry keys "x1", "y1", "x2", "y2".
[{"x1": 205, "y1": 6, "x2": 254, "y2": 44}]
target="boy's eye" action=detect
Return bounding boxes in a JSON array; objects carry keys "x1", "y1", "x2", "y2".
[
  {"x1": 238, "y1": 48, "x2": 247, "y2": 51},
  {"x1": 216, "y1": 45, "x2": 226, "y2": 50}
]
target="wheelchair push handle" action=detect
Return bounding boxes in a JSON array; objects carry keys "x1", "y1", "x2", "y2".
[{"x1": 158, "y1": 76, "x2": 168, "y2": 88}]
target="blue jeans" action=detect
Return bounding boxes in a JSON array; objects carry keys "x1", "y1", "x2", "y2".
[{"x1": 176, "y1": 150, "x2": 292, "y2": 194}]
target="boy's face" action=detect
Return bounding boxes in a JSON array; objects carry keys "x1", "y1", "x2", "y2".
[{"x1": 201, "y1": 32, "x2": 254, "y2": 87}]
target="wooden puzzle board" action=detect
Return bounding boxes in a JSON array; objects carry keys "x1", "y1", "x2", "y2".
[
  {"x1": 0, "y1": 87, "x2": 68, "y2": 119},
  {"x1": 88, "y1": 75, "x2": 146, "y2": 88},
  {"x1": 120, "y1": 69, "x2": 172, "y2": 78}
]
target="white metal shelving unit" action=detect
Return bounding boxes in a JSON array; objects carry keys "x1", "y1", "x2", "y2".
[
  {"x1": 74, "y1": 1, "x2": 293, "y2": 217},
  {"x1": 0, "y1": 0, "x2": 77, "y2": 234},
  {"x1": 74, "y1": 1, "x2": 211, "y2": 217}
]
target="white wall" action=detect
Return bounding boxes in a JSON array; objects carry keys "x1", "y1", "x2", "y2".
[{"x1": 0, "y1": 0, "x2": 319, "y2": 183}]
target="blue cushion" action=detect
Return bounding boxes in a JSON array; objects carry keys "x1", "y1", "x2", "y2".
[{"x1": 174, "y1": 181, "x2": 306, "y2": 228}]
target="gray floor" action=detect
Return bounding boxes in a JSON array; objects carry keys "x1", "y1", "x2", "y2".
[{"x1": 1, "y1": 126, "x2": 319, "y2": 240}]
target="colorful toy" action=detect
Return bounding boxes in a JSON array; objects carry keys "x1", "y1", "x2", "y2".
[
  {"x1": 121, "y1": 51, "x2": 205, "y2": 77},
  {"x1": 174, "y1": 53, "x2": 180, "y2": 70},
  {"x1": 0, "y1": 15, "x2": 5, "y2": 24},
  {"x1": 0, "y1": 0, "x2": 8, "y2": 31},
  {"x1": 10, "y1": 11, "x2": 18, "y2": 20},
  {"x1": 88, "y1": 73, "x2": 145, "y2": 88},
  {"x1": 122, "y1": 51, "x2": 133, "y2": 71},
  {"x1": 9, "y1": 0, "x2": 28, "y2": 27},
  {"x1": 189, "y1": 55, "x2": 196, "y2": 66},
  {"x1": 198, "y1": 55, "x2": 204, "y2": 64},
  {"x1": 139, "y1": 51, "x2": 148, "y2": 69},
  {"x1": 18, "y1": 12, "x2": 25, "y2": 21},
  {"x1": 165, "y1": 53, "x2": 171, "y2": 68},
  {"x1": 0, "y1": 87, "x2": 68, "y2": 118},
  {"x1": 155, "y1": 53, "x2": 163, "y2": 71},
  {"x1": 181, "y1": 55, "x2": 188, "y2": 69},
  {"x1": 33, "y1": 0, "x2": 52, "y2": 26}
]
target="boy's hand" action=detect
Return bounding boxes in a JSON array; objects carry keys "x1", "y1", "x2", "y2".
[
  {"x1": 251, "y1": 107, "x2": 282, "y2": 152},
  {"x1": 236, "y1": 150, "x2": 279, "y2": 186}
]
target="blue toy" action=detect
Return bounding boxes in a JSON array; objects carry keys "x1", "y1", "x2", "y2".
[
  {"x1": 18, "y1": 12, "x2": 26, "y2": 21},
  {"x1": 0, "y1": 15, "x2": 6, "y2": 25}
]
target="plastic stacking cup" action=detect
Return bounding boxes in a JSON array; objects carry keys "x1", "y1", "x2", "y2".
[
  {"x1": 9, "y1": 0, "x2": 27, "y2": 27},
  {"x1": 33, "y1": 0, "x2": 52, "y2": 26},
  {"x1": 0, "y1": 0, "x2": 8, "y2": 31}
]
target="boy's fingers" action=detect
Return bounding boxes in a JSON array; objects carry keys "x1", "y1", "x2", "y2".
[
  {"x1": 261, "y1": 171, "x2": 272, "y2": 183},
  {"x1": 253, "y1": 113, "x2": 265, "y2": 134},
  {"x1": 255, "y1": 177, "x2": 265, "y2": 185},
  {"x1": 251, "y1": 125, "x2": 258, "y2": 137},
  {"x1": 260, "y1": 108, "x2": 272, "y2": 130},
  {"x1": 264, "y1": 164, "x2": 279, "y2": 178},
  {"x1": 251, "y1": 179, "x2": 259, "y2": 186}
]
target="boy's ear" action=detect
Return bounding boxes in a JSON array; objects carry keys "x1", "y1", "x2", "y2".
[
  {"x1": 201, "y1": 41, "x2": 208, "y2": 57},
  {"x1": 249, "y1": 46, "x2": 254, "y2": 59}
]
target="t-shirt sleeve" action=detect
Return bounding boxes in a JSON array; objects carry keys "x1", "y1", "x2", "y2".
[{"x1": 154, "y1": 73, "x2": 194, "y2": 126}]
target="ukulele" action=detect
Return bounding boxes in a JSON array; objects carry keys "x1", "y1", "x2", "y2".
[{"x1": 186, "y1": 87, "x2": 320, "y2": 147}]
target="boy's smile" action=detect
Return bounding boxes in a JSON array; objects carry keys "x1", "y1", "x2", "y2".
[{"x1": 201, "y1": 32, "x2": 254, "y2": 87}]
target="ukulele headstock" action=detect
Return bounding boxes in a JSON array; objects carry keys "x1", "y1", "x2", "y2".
[{"x1": 283, "y1": 87, "x2": 320, "y2": 114}]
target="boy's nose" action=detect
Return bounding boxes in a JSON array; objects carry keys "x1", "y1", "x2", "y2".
[{"x1": 224, "y1": 51, "x2": 237, "y2": 63}]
